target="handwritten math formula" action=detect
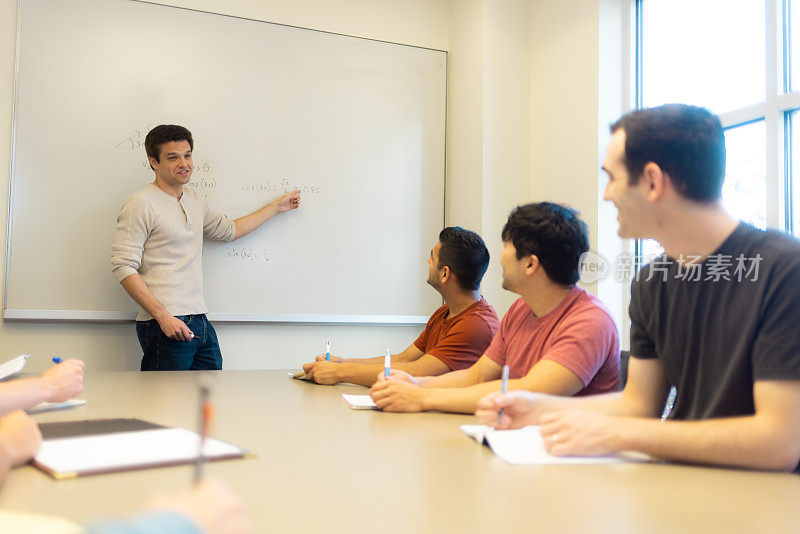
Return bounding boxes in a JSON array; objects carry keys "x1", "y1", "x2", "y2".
[
  {"x1": 242, "y1": 178, "x2": 321, "y2": 195},
  {"x1": 137, "y1": 160, "x2": 214, "y2": 173},
  {"x1": 224, "y1": 247, "x2": 270, "y2": 263},
  {"x1": 114, "y1": 130, "x2": 149, "y2": 151}
]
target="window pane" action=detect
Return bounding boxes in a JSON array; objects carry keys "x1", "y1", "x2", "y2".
[
  {"x1": 790, "y1": 111, "x2": 800, "y2": 234},
  {"x1": 723, "y1": 120, "x2": 767, "y2": 229},
  {"x1": 641, "y1": 0, "x2": 765, "y2": 114},
  {"x1": 791, "y1": 0, "x2": 800, "y2": 92},
  {"x1": 639, "y1": 239, "x2": 663, "y2": 265}
]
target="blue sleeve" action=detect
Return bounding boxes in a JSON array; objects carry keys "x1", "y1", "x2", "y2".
[{"x1": 85, "y1": 512, "x2": 201, "y2": 534}]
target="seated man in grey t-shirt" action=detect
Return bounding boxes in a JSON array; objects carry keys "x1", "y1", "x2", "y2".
[{"x1": 111, "y1": 125, "x2": 300, "y2": 370}]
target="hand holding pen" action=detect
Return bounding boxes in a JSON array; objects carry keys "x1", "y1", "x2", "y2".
[{"x1": 43, "y1": 356, "x2": 85, "y2": 403}]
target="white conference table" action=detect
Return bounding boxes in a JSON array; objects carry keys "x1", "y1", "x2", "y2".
[{"x1": 1, "y1": 370, "x2": 799, "y2": 533}]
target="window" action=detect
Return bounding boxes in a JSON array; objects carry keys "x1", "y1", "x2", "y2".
[
  {"x1": 640, "y1": 0, "x2": 765, "y2": 115},
  {"x1": 635, "y1": 0, "x2": 794, "y2": 268},
  {"x1": 723, "y1": 120, "x2": 767, "y2": 229}
]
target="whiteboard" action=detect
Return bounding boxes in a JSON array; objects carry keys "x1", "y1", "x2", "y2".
[{"x1": 6, "y1": 0, "x2": 447, "y2": 324}]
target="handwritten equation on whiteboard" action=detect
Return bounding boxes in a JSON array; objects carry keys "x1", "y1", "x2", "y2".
[
  {"x1": 242, "y1": 178, "x2": 322, "y2": 195},
  {"x1": 223, "y1": 247, "x2": 270, "y2": 263},
  {"x1": 114, "y1": 130, "x2": 151, "y2": 150}
]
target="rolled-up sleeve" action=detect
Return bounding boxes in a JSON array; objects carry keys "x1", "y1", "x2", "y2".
[
  {"x1": 111, "y1": 196, "x2": 150, "y2": 282},
  {"x1": 201, "y1": 197, "x2": 236, "y2": 242}
]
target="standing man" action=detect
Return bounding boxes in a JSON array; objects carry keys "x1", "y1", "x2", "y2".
[
  {"x1": 111, "y1": 125, "x2": 300, "y2": 370},
  {"x1": 300, "y1": 227, "x2": 500, "y2": 387},
  {"x1": 477, "y1": 104, "x2": 800, "y2": 472},
  {"x1": 370, "y1": 203, "x2": 620, "y2": 414}
]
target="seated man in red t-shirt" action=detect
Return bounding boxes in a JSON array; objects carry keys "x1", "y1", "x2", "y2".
[
  {"x1": 300, "y1": 227, "x2": 500, "y2": 387},
  {"x1": 370, "y1": 202, "x2": 620, "y2": 414}
]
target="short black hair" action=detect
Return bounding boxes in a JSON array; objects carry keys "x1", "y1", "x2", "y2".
[
  {"x1": 144, "y1": 125, "x2": 194, "y2": 169},
  {"x1": 501, "y1": 202, "x2": 589, "y2": 287},
  {"x1": 436, "y1": 227, "x2": 490, "y2": 291},
  {"x1": 611, "y1": 104, "x2": 725, "y2": 202}
]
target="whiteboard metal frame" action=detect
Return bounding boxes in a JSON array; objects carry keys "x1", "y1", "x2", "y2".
[
  {"x1": 4, "y1": 0, "x2": 25, "y2": 326},
  {"x1": 2, "y1": 309, "x2": 429, "y2": 325},
  {"x1": 128, "y1": 0, "x2": 448, "y2": 54},
  {"x1": 4, "y1": 0, "x2": 447, "y2": 325}
]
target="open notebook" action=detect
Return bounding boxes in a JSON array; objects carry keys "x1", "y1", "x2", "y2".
[
  {"x1": 342, "y1": 394, "x2": 377, "y2": 410},
  {"x1": 33, "y1": 418, "x2": 247, "y2": 479},
  {"x1": 0, "y1": 354, "x2": 29, "y2": 380},
  {"x1": 461, "y1": 425, "x2": 650, "y2": 466},
  {"x1": 289, "y1": 370, "x2": 313, "y2": 381}
]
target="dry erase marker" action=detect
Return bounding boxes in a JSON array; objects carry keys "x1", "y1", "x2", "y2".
[
  {"x1": 498, "y1": 365, "x2": 510, "y2": 425},
  {"x1": 194, "y1": 376, "x2": 213, "y2": 485},
  {"x1": 52, "y1": 356, "x2": 62, "y2": 364},
  {"x1": 384, "y1": 349, "x2": 391, "y2": 379},
  {"x1": 326, "y1": 339, "x2": 331, "y2": 362}
]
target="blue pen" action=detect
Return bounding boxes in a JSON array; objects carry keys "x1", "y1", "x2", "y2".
[
  {"x1": 52, "y1": 356, "x2": 63, "y2": 364},
  {"x1": 498, "y1": 365, "x2": 510, "y2": 425},
  {"x1": 326, "y1": 339, "x2": 331, "y2": 362},
  {"x1": 384, "y1": 349, "x2": 391, "y2": 379}
]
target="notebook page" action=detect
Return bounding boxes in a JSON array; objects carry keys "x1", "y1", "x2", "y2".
[
  {"x1": 462, "y1": 425, "x2": 649, "y2": 465},
  {"x1": 342, "y1": 394, "x2": 377, "y2": 410},
  {"x1": 0, "y1": 355, "x2": 28, "y2": 380}
]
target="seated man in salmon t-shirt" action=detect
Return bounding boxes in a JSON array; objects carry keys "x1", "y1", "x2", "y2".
[
  {"x1": 370, "y1": 202, "x2": 620, "y2": 414},
  {"x1": 300, "y1": 227, "x2": 500, "y2": 387}
]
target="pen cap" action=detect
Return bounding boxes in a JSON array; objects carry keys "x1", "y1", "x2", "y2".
[{"x1": 198, "y1": 374, "x2": 214, "y2": 397}]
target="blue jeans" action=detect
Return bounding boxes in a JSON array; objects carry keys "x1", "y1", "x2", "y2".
[{"x1": 136, "y1": 314, "x2": 223, "y2": 371}]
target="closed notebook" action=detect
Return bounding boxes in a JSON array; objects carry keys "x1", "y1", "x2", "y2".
[{"x1": 33, "y1": 418, "x2": 247, "y2": 479}]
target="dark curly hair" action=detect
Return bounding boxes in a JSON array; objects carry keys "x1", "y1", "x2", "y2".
[
  {"x1": 144, "y1": 125, "x2": 194, "y2": 170},
  {"x1": 436, "y1": 227, "x2": 490, "y2": 291},
  {"x1": 501, "y1": 202, "x2": 589, "y2": 286}
]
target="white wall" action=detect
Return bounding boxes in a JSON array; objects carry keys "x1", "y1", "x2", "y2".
[
  {"x1": 530, "y1": 0, "x2": 600, "y2": 280},
  {"x1": 0, "y1": 0, "x2": 450, "y2": 373},
  {"x1": 446, "y1": 0, "x2": 531, "y2": 317},
  {"x1": 529, "y1": 0, "x2": 628, "y2": 330}
]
